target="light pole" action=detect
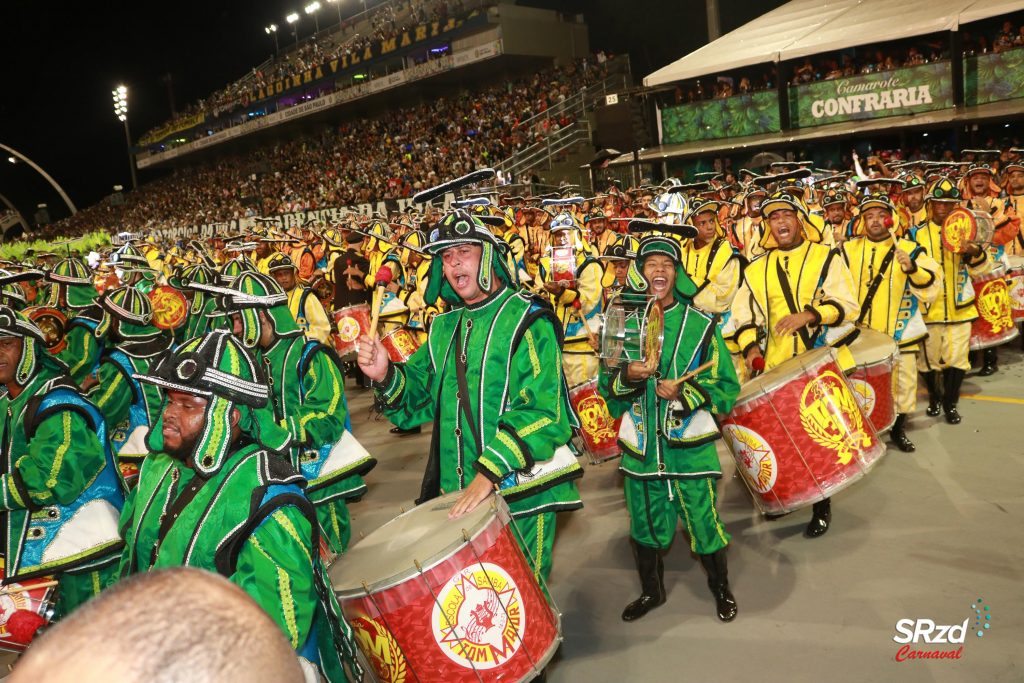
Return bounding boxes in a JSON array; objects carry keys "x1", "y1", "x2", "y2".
[
  {"x1": 326, "y1": 0, "x2": 342, "y2": 27},
  {"x1": 286, "y1": 12, "x2": 300, "y2": 46},
  {"x1": 305, "y1": 2, "x2": 321, "y2": 33},
  {"x1": 265, "y1": 24, "x2": 279, "y2": 56},
  {"x1": 112, "y1": 85, "x2": 138, "y2": 191},
  {"x1": 0, "y1": 142, "x2": 77, "y2": 215}
]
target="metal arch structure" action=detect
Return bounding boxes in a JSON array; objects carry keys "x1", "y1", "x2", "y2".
[
  {"x1": 0, "y1": 191, "x2": 32, "y2": 237},
  {"x1": 0, "y1": 142, "x2": 77, "y2": 215}
]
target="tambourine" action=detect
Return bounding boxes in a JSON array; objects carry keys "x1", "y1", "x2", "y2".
[{"x1": 148, "y1": 286, "x2": 188, "y2": 330}]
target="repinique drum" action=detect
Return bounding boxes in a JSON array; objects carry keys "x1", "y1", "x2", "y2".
[
  {"x1": 720, "y1": 347, "x2": 885, "y2": 516},
  {"x1": 381, "y1": 328, "x2": 421, "y2": 363},
  {"x1": 599, "y1": 292, "x2": 664, "y2": 368},
  {"x1": 942, "y1": 208, "x2": 994, "y2": 254},
  {"x1": 148, "y1": 285, "x2": 188, "y2": 330},
  {"x1": 969, "y1": 270, "x2": 1019, "y2": 350},
  {"x1": 569, "y1": 379, "x2": 621, "y2": 463},
  {"x1": 1006, "y1": 256, "x2": 1024, "y2": 323},
  {"x1": 24, "y1": 306, "x2": 68, "y2": 354},
  {"x1": 0, "y1": 558, "x2": 56, "y2": 653},
  {"x1": 846, "y1": 328, "x2": 898, "y2": 434},
  {"x1": 330, "y1": 493, "x2": 560, "y2": 683},
  {"x1": 333, "y1": 304, "x2": 371, "y2": 357}
]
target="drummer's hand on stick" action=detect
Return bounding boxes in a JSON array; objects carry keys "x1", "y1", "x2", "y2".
[
  {"x1": 655, "y1": 379, "x2": 678, "y2": 400},
  {"x1": 893, "y1": 248, "x2": 913, "y2": 273},
  {"x1": 775, "y1": 311, "x2": 815, "y2": 336},
  {"x1": 356, "y1": 333, "x2": 390, "y2": 383},
  {"x1": 449, "y1": 473, "x2": 495, "y2": 519},
  {"x1": 625, "y1": 360, "x2": 654, "y2": 382},
  {"x1": 964, "y1": 241, "x2": 983, "y2": 256},
  {"x1": 745, "y1": 347, "x2": 765, "y2": 375}
]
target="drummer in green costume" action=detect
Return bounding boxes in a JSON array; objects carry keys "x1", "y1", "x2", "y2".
[
  {"x1": 82, "y1": 287, "x2": 173, "y2": 482},
  {"x1": 118, "y1": 330, "x2": 361, "y2": 682},
  {"x1": 170, "y1": 263, "x2": 219, "y2": 341},
  {"x1": 0, "y1": 306, "x2": 125, "y2": 618},
  {"x1": 45, "y1": 257, "x2": 104, "y2": 385},
  {"x1": 196, "y1": 272, "x2": 375, "y2": 555},
  {"x1": 357, "y1": 209, "x2": 583, "y2": 583},
  {"x1": 599, "y1": 221, "x2": 741, "y2": 623}
]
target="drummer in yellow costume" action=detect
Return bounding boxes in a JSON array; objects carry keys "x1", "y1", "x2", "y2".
[
  {"x1": 730, "y1": 189, "x2": 860, "y2": 538},
  {"x1": 361, "y1": 220, "x2": 408, "y2": 335},
  {"x1": 840, "y1": 193, "x2": 942, "y2": 452},
  {"x1": 1003, "y1": 155, "x2": 1024, "y2": 258},
  {"x1": 267, "y1": 252, "x2": 333, "y2": 345},
  {"x1": 899, "y1": 173, "x2": 929, "y2": 231},
  {"x1": 732, "y1": 182, "x2": 767, "y2": 262},
  {"x1": 393, "y1": 230, "x2": 441, "y2": 344},
  {"x1": 682, "y1": 198, "x2": 742, "y2": 315},
  {"x1": 911, "y1": 177, "x2": 991, "y2": 424}
]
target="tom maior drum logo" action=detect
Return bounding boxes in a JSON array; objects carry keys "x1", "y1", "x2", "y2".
[
  {"x1": 577, "y1": 394, "x2": 618, "y2": 447},
  {"x1": 799, "y1": 371, "x2": 872, "y2": 465},
  {"x1": 337, "y1": 315, "x2": 362, "y2": 343},
  {"x1": 892, "y1": 598, "x2": 992, "y2": 662},
  {"x1": 722, "y1": 425, "x2": 777, "y2": 494},
  {"x1": 350, "y1": 616, "x2": 408, "y2": 683},
  {"x1": 976, "y1": 279, "x2": 1013, "y2": 334},
  {"x1": 848, "y1": 379, "x2": 877, "y2": 418},
  {"x1": 432, "y1": 562, "x2": 524, "y2": 669}
]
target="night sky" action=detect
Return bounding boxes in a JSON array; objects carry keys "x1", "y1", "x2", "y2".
[{"x1": 1, "y1": 0, "x2": 783, "y2": 226}]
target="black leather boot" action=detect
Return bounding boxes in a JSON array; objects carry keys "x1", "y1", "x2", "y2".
[
  {"x1": 805, "y1": 498, "x2": 831, "y2": 538},
  {"x1": 622, "y1": 544, "x2": 666, "y2": 622},
  {"x1": 921, "y1": 371, "x2": 942, "y2": 417},
  {"x1": 890, "y1": 413, "x2": 915, "y2": 452},
  {"x1": 943, "y1": 368, "x2": 965, "y2": 425},
  {"x1": 978, "y1": 348, "x2": 998, "y2": 376},
  {"x1": 698, "y1": 549, "x2": 738, "y2": 622},
  {"x1": 389, "y1": 425, "x2": 422, "y2": 436}
]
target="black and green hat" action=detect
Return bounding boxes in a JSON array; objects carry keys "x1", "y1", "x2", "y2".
[
  {"x1": 193, "y1": 271, "x2": 300, "y2": 348},
  {"x1": 45, "y1": 257, "x2": 99, "y2": 310},
  {"x1": 0, "y1": 305, "x2": 69, "y2": 382},
  {"x1": 135, "y1": 330, "x2": 290, "y2": 476},
  {"x1": 622, "y1": 220, "x2": 698, "y2": 298},
  {"x1": 926, "y1": 176, "x2": 961, "y2": 203},
  {"x1": 218, "y1": 257, "x2": 257, "y2": 285},
  {"x1": 266, "y1": 253, "x2": 297, "y2": 273},
  {"x1": 423, "y1": 209, "x2": 515, "y2": 304},
  {"x1": 95, "y1": 286, "x2": 163, "y2": 341}
]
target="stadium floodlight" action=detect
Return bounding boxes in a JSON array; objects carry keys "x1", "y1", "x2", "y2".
[
  {"x1": 111, "y1": 84, "x2": 137, "y2": 191},
  {"x1": 286, "y1": 12, "x2": 299, "y2": 23},
  {"x1": 304, "y1": 2, "x2": 321, "y2": 32},
  {"x1": 265, "y1": 23, "x2": 280, "y2": 55},
  {"x1": 6, "y1": 157, "x2": 15, "y2": 164},
  {"x1": 286, "y1": 12, "x2": 301, "y2": 46}
]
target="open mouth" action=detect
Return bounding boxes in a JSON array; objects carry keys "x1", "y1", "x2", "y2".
[
  {"x1": 454, "y1": 274, "x2": 469, "y2": 288},
  {"x1": 651, "y1": 276, "x2": 668, "y2": 290}
]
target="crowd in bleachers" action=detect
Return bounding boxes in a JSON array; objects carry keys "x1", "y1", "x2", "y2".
[
  {"x1": 140, "y1": 0, "x2": 479, "y2": 144},
  {"x1": 49, "y1": 57, "x2": 607, "y2": 237}
]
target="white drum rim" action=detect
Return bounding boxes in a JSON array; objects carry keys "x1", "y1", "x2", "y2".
[
  {"x1": 330, "y1": 492, "x2": 511, "y2": 598},
  {"x1": 734, "y1": 346, "x2": 836, "y2": 404}
]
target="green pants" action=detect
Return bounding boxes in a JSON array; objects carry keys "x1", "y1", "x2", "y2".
[
  {"x1": 317, "y1": 499, "x2": 352, "y2": 556},
  {"x1": 54, "y1": 561, "x2": 120, "y2": 618},
  {"x1": 625, "y1": 477, "x2": 730, "y2": 555},
  {"x1": 510, "y1": 511, "x2": 556, "y2": 584}
]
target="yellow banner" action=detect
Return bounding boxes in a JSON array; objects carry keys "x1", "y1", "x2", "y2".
[{"x1": 140, "y1": 111, "x2": 207, "y2": 146}]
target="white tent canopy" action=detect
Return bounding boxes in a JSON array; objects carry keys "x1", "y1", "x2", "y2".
[{"x1": 643, "y1": 0, "x2": 1024, "y2": 87}]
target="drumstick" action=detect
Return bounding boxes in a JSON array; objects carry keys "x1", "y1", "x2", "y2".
[
  {"x1": 663, "y1": 360, "x2": 715, "y2": 389},
  {"x1": 368, "y1": 266, "x2": 394, "y2": 336},
  {"x1": 568, "y1": 302, "x2": 600, "y2": 350},
  {"x1": 0, "y1": 579, "x2": 58, "y2": 596}
]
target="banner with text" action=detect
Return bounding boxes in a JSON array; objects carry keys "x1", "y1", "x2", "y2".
[
  {"x1": 964, "y1": 46, "x2": 1024, "y2": 106},
  {"x1": 659, "y1": 90, "x2": 779, "y2": 144},
  {"x1": 789, "y1": 62, "x2": 953, "y2": 128},
  {"x1": 139, "y1": 111, "x2": 207, "y2": 146}
]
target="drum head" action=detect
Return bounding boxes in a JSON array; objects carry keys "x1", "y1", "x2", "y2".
[
  {"x1": 601, "y1": 299, "x2": 627, "y2": 362},
  {"x1": 329, "y1": 492, "x2": 504, "y2": 595},
  {"x1": 848, "y1": 328, "x2": 898, "y2": 366},
  {"x1": 644, "y1": 299, "x2": 664, "y2": 363},
  {"x1": 737, "y1": 347, "x2": 834, "y2": 401}
]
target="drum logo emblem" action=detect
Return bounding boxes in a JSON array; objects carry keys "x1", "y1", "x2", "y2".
[
  {"x1": 976, "y1": 279, "x2": 1013, "y2": 334},
  {"x1": 337, "y1": 315, "x2": 361, "y2": 343},
  {"x1": 432, "y1": 562, "x2": 524, "y2": 669},
  {"x1": 799, "y1": 371, "x2": 872, "y2": 465},
  {"x1": 849, "y1": 379, "x2": 876, "y2": 417},
  {"x1": 577, "y1": 394, "x2": 617, "y2": 448},
  {"x1": 723, "y1": 424, "x2": 777, "y2": 493},
  {"x1": 351, "y1": 615, "x2": 408, "y2": 683}
]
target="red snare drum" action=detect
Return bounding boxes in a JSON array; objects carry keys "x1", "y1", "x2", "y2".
[
  {"x1": 969, "y1": 270, "x2": 1019, "y2": 350},
  {"x1": 548, "y1": 245, "x2": 576, "y2": 286},
  {"x1": 846, "y1": 328, "x2": 898, "y2": 434},
  {"x1": 0, "y1": 558, "x2": 56, "y2": 653},
  {"x1": 569, "y1": 379, "x2": 621, "y2": 463},
  {"x1": 381, "y1": 328, "x2": 421, "y2": 363},
  {"x1": 1006, "y1": 257, "x2": 1024, "y2": 323},
  {"x1": 333, "y1": 304, "x2": 371, "y2": 357},
  {"x1": 330, "y1": 493, "x2": 561, "y2": 683},
  {"x1": 720, "y1": 347, "x2": 885, "y2": 516}
]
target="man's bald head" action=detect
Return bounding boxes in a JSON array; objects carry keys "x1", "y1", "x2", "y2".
[{"x1": 11, "y1": 568, "x2": 304, "y2": 683}]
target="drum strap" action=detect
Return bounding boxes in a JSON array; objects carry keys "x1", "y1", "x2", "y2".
[
  {"x1": 775, "y1": 259, "x2": 815, "y2": 351},
  {"x1": 455, "y1": 321, "x2": 483, "y2": 453},
  {"x1": 857, "y1": 247, "x2": 897, "y2": 324}
]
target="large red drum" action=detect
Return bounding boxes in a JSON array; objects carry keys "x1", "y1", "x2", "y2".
[
  {"x1": 720, "y1": 347, "x2": 885, "y2": 516},
  {"x1": 969, "y1": 269, "x2": 1019, "y2": 350},
  {"x1": 846, "y1": 328, "x2": 898, "y2": 434},
  {"x1": 330, "y1": 493, "x2": 560, "y2": 682},
  {"x1": 0, "y1": 558, "x2": 56, "y2": 653},
  {"x1": 1006, "y1": 256, "x2": 1024, "y2": 323},
  {"x1": 569, "y1": 378, "x2": 621, "y2": 463},
  {"x1": 333, "y1": 304, "x2": 371, "y2": 357}
]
